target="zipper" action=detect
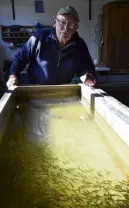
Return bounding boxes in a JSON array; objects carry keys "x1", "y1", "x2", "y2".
[
  {"x1": 57, "y1": 44, "x2": 72, "y2": 67},
  {"x1": 57, "y1": 50, "x2": 61, "y2": 67}
]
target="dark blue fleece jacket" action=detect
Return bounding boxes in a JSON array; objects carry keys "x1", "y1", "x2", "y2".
[{"x1": 9, "y1": 27, "x2": 95, "y2": 84}]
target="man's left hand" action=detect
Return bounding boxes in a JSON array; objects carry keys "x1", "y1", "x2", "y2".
[{"x1": 81, "y1": 73, "x2": 96, "y2": 86}]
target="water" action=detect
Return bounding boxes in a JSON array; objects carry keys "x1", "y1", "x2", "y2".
[{"x1": 0, "y1": 98, "x2": 129, "y2": 208}]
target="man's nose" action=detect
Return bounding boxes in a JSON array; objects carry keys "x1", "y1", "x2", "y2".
[{"x1": 64, "y1": 23, "x2": 69, "y2": 29}]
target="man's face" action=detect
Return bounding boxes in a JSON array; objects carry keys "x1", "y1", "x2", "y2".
[{"x1": 53, "y1": 14, "x2": 79, "y2": 44}]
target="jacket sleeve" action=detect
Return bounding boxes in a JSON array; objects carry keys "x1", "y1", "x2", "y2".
[
  {"x1": 9, "y1": 34, "x2": 38, "y2": 79},
  {"x1": 76, "y1": 38, "x2": 96, "y2": 78}
]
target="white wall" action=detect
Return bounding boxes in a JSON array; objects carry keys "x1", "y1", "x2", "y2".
[{"x1": 0, "y1": 0, "x2": 116, "y2": 60}]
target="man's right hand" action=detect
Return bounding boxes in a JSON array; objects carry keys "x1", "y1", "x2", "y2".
[{"x1": 6, "y1": 75, "x2": 18, "y2": 90}]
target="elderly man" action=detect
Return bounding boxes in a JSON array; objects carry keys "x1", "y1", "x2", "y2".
[{"x1": 6, "y1": 6, "x2": 96, "y2": 88}]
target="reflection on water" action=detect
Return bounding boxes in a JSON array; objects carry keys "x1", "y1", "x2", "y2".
[{"x1": 0, "y1": 98, "x2": 129, "y2": 208}]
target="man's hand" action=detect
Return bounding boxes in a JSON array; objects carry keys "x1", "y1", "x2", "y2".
[
  {"x1": 6, "y1": 75, "x2": 18, "y2": 90},
  {"x1": 80, "y1": 73, "x2": 96, "y2": 86}
]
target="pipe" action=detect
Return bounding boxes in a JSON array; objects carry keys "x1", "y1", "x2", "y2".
[
  {"x1": 11, "y1": 0, "x2": 15, "y2": 20},
  {"x1": 89, "y1": 0, "x2": 92, "y2": 20}
]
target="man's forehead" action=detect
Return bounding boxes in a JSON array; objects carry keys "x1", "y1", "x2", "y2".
[{"x1": 57, "y1": 14, "x2": 77, "y2": 22}]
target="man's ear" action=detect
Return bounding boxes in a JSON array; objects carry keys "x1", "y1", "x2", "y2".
[{"x1": 52, "y1": 17, "x2": 56, "y2": 27}]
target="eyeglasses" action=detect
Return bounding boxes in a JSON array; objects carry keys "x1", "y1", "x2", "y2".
[{"x1": 56, "y1": 18, "x2": 79, "y2": 29}]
